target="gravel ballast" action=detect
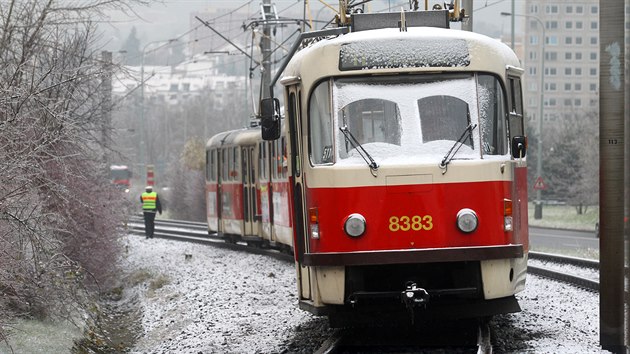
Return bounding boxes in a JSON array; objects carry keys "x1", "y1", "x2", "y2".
[{"x1": 121, "y1": 235, "x2": 610, "y2": 353}]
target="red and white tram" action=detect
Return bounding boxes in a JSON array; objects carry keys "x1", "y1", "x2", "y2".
[
  {"x1": 260, "y1": 8, "x2": 529, "y2": 325},
  {"x1": 205, "y1": 128, "x2": 292, "y2": 248}
]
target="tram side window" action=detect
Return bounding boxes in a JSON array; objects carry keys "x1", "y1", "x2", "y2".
[
  {"x1": 280, "y1": 137, "x2": 288, "y2": 179},
  {"x1": 338, "y1": 99, "x2": 401, "y2": 158},
  {"x1": 232, "y1": 147, "x2": 239, "y2": 180},
  {"x1": 477, "y1": 74, "x2": 507, "y2": 155},
  {"x1": 221, "y1": 149, "x2": 228, "y2": 181},
  {"x1": 242, "y1": 147, "x2": 247, "y2": 184},
  {"x1": 418, "y1": 96, "x2": 472, "y2": 148},
  {"x1": 309, "y1": 80, "x2": 333, "y2": 165},
  {"x1": 259, "y1": 142, "x2": 267, "y2": 181},
  {"x1": 249, "y1": 147, "x2": 255, "y2": 185},
  {"x1": 227, "y1": 148, "x2": 234, "y2": 181},
  {"x1": 507, "y1": 76, "x2": 524, "y2": 138},
  {"x1": 206, "y1": 151, "x2": 211, "y2": 181},
  {"x1": 207, "y1": 150, "x2": 216, "y2": 181},
  {"x1": 271, "y1": 139, "x2": 278, "y2": 179}
]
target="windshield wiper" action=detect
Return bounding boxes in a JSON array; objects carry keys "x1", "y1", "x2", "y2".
[
  {"x1": 339, "y1": 124, "x2": 379, "y2": 174},
  {"x1": 439, "y1": 123, "x2": 477, "y2": 174}
]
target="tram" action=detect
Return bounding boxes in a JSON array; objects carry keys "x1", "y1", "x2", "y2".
[{"x1": 259, "y1": 6, "x2": 528, "y2": 325}]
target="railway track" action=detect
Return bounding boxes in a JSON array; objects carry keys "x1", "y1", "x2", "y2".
[
  {"x1": 127, "y1": 218, "x2": 599, "y2": 353},
  {"x1": 127, "y1": 217, "x2": 601, "y2": 292},
  {"x1": 125, "y1": 216, "x2": 293, "y2": 263},
  {"x1": 315, "y1": 322, "x2": 492, "y2": 353}
]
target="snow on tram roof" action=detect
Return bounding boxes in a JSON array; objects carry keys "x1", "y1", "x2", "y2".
[
  {"x1": 283, "y1": 26, "x2": 520, "y2": 82},
  {"x1": 206, "y1": 127, "x2": 260, "y2": 149}
]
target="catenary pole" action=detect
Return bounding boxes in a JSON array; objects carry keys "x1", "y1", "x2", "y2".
[
  {"x1": 461, "y1": 0, "x2": 472, "y2": 31},
  {"x1": 599, "y1": 0, "x2": 625, "y2": 352}
]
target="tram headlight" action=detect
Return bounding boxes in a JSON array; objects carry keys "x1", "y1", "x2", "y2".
[
  {"x1": 344, "y1": 213, "x2": 366, "y2": 237},
  {"x1": 456, "y1": 208, "x2": 478, "y2": 233}
]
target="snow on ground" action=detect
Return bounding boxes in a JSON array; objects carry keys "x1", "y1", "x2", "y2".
[
  {"x1": 122, "y1": 235, "x2": 331, "y2": 353},
  {"x1": 122, "y1": 234, "x2": 610, "y2": 353}
]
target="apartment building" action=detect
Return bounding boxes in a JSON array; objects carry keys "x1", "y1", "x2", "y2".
[{"x1": 523, "y1": 1, "x2": 600, "y2": 124}]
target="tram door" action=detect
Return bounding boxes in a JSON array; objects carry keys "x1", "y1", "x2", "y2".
[
  {"x1": 242, "y1": 146, "x2": 257, "y2": 236},
  {"x1": 207, "y1": 149, "x2": 219, "y2": 231},
  {"x1": 286, "y1": 86, "x2": 311, "y2": 301},
  {"x1": 217, "y1": 148, "x2": 226, "y2": 235}
]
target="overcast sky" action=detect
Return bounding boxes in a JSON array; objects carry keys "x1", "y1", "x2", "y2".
[{"x1": 100, "y1": 0, "x2": 524, "y2": 52}]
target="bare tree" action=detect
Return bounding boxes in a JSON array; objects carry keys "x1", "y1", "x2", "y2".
[
  {"x1": 526, "y1": 110, "x2": 599, "y2": 213},
  {"x1": 0, "y1": 0, "x2": 147, "y2": 344}
]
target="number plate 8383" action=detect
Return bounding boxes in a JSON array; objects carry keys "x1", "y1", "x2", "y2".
[{"x1": 388, "y1": 215, "x2": 433, "y2": 232}]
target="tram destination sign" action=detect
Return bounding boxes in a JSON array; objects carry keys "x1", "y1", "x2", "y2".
[{"x1": 339, "y1": 38, "x2": 470, "y2": 71}]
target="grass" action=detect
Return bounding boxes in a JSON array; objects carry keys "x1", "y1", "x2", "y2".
[
  {"x1": 527, "y1": 203, "x2": 598, "y2": 231},
  {"x1": 527, "y1": 202, "x2": 600, "y2": 260},
  {"x1": 0, "y1": 318, "x2": 83, "y2": 354}
]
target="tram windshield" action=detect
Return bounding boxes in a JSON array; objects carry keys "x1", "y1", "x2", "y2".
[{"x1": 308, "y1": 74, "x2": 508, "y2": 166}]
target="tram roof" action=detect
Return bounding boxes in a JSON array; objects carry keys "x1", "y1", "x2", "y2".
[
  {"x1": 281, "y1": 26, "x2": 521, "y2": 85},
  {"x1": 206, "y1": 127, "x2": 261, "y2": 149}
]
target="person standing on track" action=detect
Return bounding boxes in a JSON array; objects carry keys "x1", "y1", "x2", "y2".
[{"x1": 140, "y1": 185, "x2": 162, "y2": 239}]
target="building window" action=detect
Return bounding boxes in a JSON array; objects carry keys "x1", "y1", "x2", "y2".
[
  {"x1": 528, "y1": 67, "x2": 537, "y2": 76},
  {"x1": 545, "y1": 83, "x2": 557, "y2": 91},
  {"x1": 529, "y1": 51, "x2": 537, "y2": 60},
  {"x1": 576, "y1": 6, "x2": 583, "y2": 14},
  {"x1": 564, "y1": 83, "x2": 571, "y2": 91},
  {"x1": 575, "y1": 37, "x2": 583, "y2": 45},
  {"x1": 565, "y1": 52, "x2": 572, "y2": 60},
  {"x1": 566, "y1": 6, "x2": 573, "y2": 14},
  {"x1": 565, "y1": 37, "x2": 572, "y2": 45},
  {"x1": 590, "y1": 52, "x2": 597, "y2": 60},
  {"x1": 528, "y1": 97, "x2": 537, "y2": 106},
  {"x1": 548, "y1": 36, "x2": 558, "y2": 45},
  {"x1": 590, "y1": 68, "x2": 597, "y2": 76},
  {"x1": 545, "y1": 52, "x2": 558, "y2": 61},
  {"x1": 574, "y1": 99, "x2": 581, "y2": 107},
  {"x1": 575, "y1": 52, "x2": 583, "y2": 60},
  {"x1": 590, "y1": 37, "x2": 598, "y2": 45},
  {"x1": 565, "y1": 68, "x2": 572, "y2": 75},
  {"x1": 575, "y1": 83, "x2": 582, "y2": 91},
  {"x1": 576, "y1": 21, "x2": 583, "y2": 29},
  {"x1": 591, "y1": 22, "x2": 598, "y2": 30},
  {"x1": 590, "y1": 83, "x2": 597, "y2": 91},
  {"x1": 546, "y1": 21, "x2": 558, "y2": 29},
  {"x1": 546, "y1": 5, "x2": 559, "y2": 14},
  {"x1": 530, "y1": 35, "x2": 539, "y2": 45},
  {"x1": 169, "y1": 84, "x2": 178, "y2": 92},
  {"x1": 528, "y1": 82, "x2": 538, "y2": 91},
  {"x1": 575, "y1": 68, "x2": 582, "y2": 76},
  {"x1": 591, "y1": 5, "x2": 598, "y2": 14},
  {"x1": 564, "y1": 99, "x2": 572, "y2": 106},
  {"x1": 565, "y1": 21, "x2": 573, "y2": 29},
  {"x1": 529, "y1": 4, "x2": 538, "y2": 14}
]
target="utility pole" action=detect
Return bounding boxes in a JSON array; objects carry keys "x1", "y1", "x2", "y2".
[
  {"x1": 259, "y1": 0, "x2": 275, "y2": 107},
  {"x1": 101, "y1": 51, "x2": 113, "y2": 166},
  {"x1": 599, "y1": 1, "x2": 625, "y2": 352},
  {"x1": 510, "y1": 0, "x2": 515, "y2": 49},
  {"x1": 461, "y1": 0, "x2": 472, "y2": 31}
]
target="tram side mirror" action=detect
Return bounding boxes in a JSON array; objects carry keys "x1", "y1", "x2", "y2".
[
  {"x1": 261, "y1": 97, "x2": 281, "y2": 141},
  {"x1": 511, "y1": 136, "x2": 527, "y2": 158}
]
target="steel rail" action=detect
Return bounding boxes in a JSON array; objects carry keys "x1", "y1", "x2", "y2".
[
  {"x1": 529, "y1": 251, "x2": 599, "y2": 270},
  {"x1": 127, "y1": 217, "x2": 602, "y2": 292},
  {"x1": 126, "y1": 217, "x2": 293, "y2": 263}
]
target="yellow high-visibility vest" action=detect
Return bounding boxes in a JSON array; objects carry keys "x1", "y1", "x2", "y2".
[{"x1": 141, "y1": 192, "x2": 157, "y2": 210}]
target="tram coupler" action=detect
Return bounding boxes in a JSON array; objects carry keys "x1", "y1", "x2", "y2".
[{"x1": 401, "y1": 282, "x2": 429, "y2": 309}]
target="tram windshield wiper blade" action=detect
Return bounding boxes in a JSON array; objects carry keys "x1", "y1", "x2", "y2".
[
  {"x1": 339, "y1": 125, "x2": 379, "y2": 172},
  {"x1": 439, "y1": 123, "x2": 477, "y2": 173}
]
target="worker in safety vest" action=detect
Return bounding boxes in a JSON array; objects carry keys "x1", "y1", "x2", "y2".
[{"x1": 140, "y1": 185, "x2": 162, "y2": 239}]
